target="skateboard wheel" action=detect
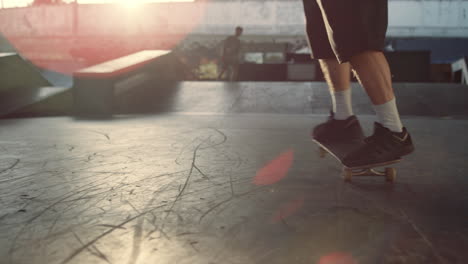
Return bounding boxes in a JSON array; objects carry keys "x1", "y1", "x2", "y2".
[
  {"x1": 318, "y1": 147, "x2": 327, "y2": 158},
  {"x1": 343, "y1": 169, "x2": 352, "y2": 182},
  {"x1": 385, "y1": 168, "x2": 396, "y2": 182}
]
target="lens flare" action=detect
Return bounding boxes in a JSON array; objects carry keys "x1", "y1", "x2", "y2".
[
  {"x1": 116, "y1": 0, "x2": 141, "y2": 8},
  {"x1": 253, "y1": 149, "x2": 294, "y2": 186},
  {"x1": 271, "y1": 195, "x2": 305, "y2": 223},
  {"x1": 318, "y1": 252, "x2": 358, "y2": 264}
]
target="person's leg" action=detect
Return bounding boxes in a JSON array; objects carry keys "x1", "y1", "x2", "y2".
[
  {"x1": 319, "y1": 59, "x2": 353, "y2": 120},
  {"x1": 303, "y1": 0, "x2": 353, "y2": 120},
  {"x1": 316, "y1": 0, "x2": 402, "y2": 131},
  {"x1": 217, "y1": 65, "x2": 226, "y2": 80},
  {"x1": 231, "y1": 62, "x2": 239, "y2": 82},
  {"x1": 312, "y1": 59, "x2": 364, "y2": 141},
  {"x1": 226, "y1": 64, "x2": 234, "y2": 82},
  {"x1": 350, "y1": 51, "x2": 403, "y2": 132},
  {"x1": 314, "y1": 0, "x2": 414, "y2": 166},
  {"x1": 303, "y1": 0, "x2": 364, "y2": 141}
]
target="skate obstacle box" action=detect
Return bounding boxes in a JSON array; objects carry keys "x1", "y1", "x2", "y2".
[{"x1": 73, "y1": 50, "x2": 175, "y2": 116}]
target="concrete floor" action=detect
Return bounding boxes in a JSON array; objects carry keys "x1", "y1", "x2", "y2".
[
  {"x1": 113, "y1": 82, "x2": 468, "y2": 117},
  {"x1": 2, "y1": 81, "x2": 468, "y2": 264},
  {"x1": 1, "y1": 111, "x2": 467, "y2": 264}
]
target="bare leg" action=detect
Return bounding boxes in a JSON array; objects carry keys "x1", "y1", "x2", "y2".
[
  {"x1": 319, "y1": 59, "x2": 353, "y2": 119},
  {"x1": 349, "y1": 51, "x2": 393, "y2": 105},
  {"x1": 311, "y1": 59, "x2": 361, "y2": 141},
  {"x1": 224, "y1": 65, "x2": 232, "y2": 82},
  {"x1": 319, "y1": 59, "x2": 351, "y2": 92},
  {"x1": 218, "y1": 67, "x2": 225, "y2": 80},
  {"x1": 231, "y1": 63, "x2": 239, "y2": 82},
  {"x1": 218, "y1": 62, "x2": 228, "y2": 80},
  {"x1": 350, "y1": 50, "x2": 403, "y2": 132}
]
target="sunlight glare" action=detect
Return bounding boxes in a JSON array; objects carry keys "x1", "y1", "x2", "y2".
[
  {"x1": 117, "y1": 0, "x2": 140, "y2": 8},
  {"x1": 76, "y1": 0, "x2": 194, "y2": 5}
]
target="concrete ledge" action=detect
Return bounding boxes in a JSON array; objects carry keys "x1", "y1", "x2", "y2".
[
  {"x1": 72, "y1": 50, "x2": 173, "y2": 116},
  {"x1": 74, "y1": 50, "x2": 170, "y2": 78}
]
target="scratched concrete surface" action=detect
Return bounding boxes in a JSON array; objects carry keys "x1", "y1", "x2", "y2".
[{"x1": 0, "y1": 113, "x2": 467, "y2": 264}]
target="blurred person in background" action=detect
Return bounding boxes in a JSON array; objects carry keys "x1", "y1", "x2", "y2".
[{"x1": 218, "y1": 26, "x2": 243, "y2": 82}]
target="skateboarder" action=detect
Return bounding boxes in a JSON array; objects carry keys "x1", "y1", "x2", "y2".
[
  {"x1": 303, "y1": 0, "x2": 414, "y2": 167},
  {"x1": 218, "y1": 26, "x2": 243, "y2": 81}
]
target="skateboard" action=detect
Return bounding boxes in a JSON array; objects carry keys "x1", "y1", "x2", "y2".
[{"x1": 313, "y1": 138, "x2": 400, "y2": 182}]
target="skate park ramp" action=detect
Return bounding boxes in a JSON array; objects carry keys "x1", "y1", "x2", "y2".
[
  {"x1": 0, "y1": 32, "x2": 15, "y2": 53},
  {"x1": 0, "y1": 52, "x2": 52, "y2": 91},
  {"x1": 41, "y1": 69, "x2": 74, "y2": 88},
  {"x1": 0, "y1": 52, "x2": 72, "y2": 117}
]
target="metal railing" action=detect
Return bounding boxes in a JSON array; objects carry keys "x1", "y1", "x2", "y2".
[{"x1": 451, "y1": 56, "x2": 468, "y2": 85}]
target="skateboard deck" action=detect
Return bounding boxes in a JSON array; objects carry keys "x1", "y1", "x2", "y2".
[{"x1": 313, "y1": 138, "x2": 401, "y2": 182}]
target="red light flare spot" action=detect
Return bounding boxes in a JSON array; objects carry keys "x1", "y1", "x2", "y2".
[
  {"x1": 318, "y1": 252, "x2": 358, "y2": 264},
  {"x1": 271, "y1": 195, "x2": 305, "y2": 223},
  {"x1": 253, "y1": 149, "x2": 294, "y2": 186}
]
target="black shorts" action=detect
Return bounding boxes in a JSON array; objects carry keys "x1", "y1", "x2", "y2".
[{"x1": 302, "y1": 0, "x2": 388, "y2": 63}]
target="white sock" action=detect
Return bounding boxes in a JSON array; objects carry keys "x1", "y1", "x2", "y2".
[
  {"x1": 372, "y1": 98, "x2": 403, "y2": 133},
  {"x1": 331, "y1": 89, "x2": 353, "y2": 120}
]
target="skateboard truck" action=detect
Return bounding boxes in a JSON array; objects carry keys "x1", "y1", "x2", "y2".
[
  {"x1": 318, "y1": 146, "x2": 399, "y2": 182},
  {"x1": 343, "y1": 166, "x2": 396, "y2": 182}
]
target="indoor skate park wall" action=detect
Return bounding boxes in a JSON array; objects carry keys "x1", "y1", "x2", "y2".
[
  {"x1": 0, "y1": 0, "x2": 467, "y2": 72},
  {"x1": 2, "y1": 0, "x2": 466, "y2": 36}
]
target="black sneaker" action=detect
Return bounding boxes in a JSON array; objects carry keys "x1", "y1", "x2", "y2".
[
  {"x1": 342, "y1": 122, "x2": 415, "y2": 168},
  {"x1": 312, "y1": 112, "x2": 364, "y2": 142}
]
